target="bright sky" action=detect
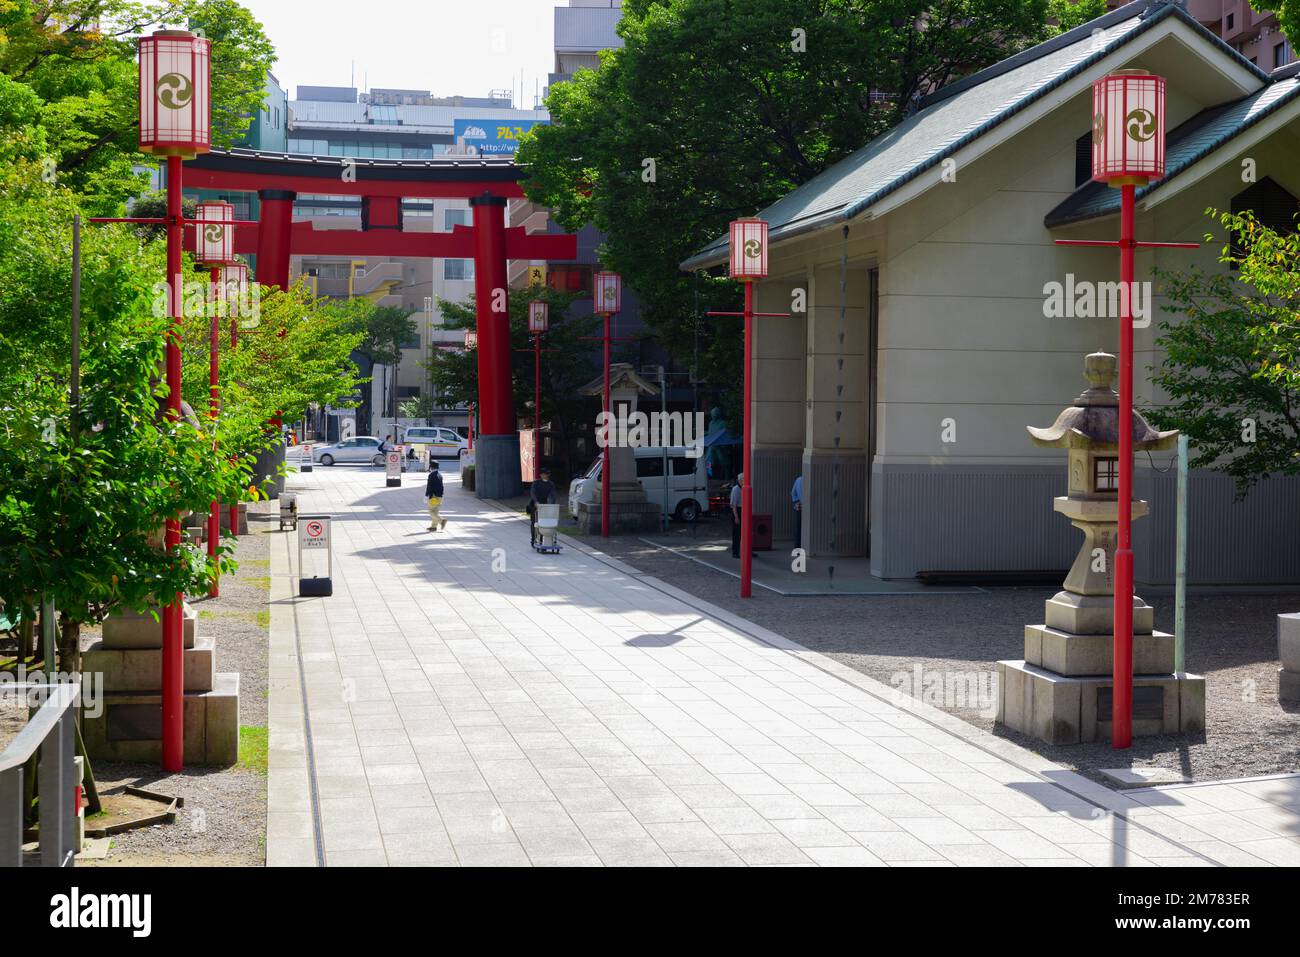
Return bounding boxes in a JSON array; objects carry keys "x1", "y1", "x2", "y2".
[{"x1": 238, "y1": 0, "x2": 558, "y2": 107}]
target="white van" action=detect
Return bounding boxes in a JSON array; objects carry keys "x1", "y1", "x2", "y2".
[
  {"x1": 568, "y1": 446, "x2": 708, "y2": 523},
  {"x1": 401, "y1": 426, "x2": 468, "y2": 459}
]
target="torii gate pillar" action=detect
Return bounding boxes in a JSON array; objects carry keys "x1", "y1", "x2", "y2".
[
  {"x1": 257, "y1": 189, "x2": 296, "y2": 290},
  {"x1": 469, "y1": 192, "x2": 519, "y2": 498}
]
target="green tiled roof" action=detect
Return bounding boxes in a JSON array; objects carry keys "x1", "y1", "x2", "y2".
[
  {"x1": 682, "y1": 1, "x2": 1268, "y2": 270},
  {"x1": 1045, "y1": 75, "x2": 1300, "y2": 227}
]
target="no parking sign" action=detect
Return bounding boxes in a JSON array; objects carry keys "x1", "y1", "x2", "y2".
[
  {"x1": 385, "y1": 447, "x2": 402, "y2": 487},
  {"x1": 298, "y1": 514, "x2": 333, "y2": 596}
]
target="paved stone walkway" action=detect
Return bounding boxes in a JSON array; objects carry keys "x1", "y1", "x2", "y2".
[{"x1": 266, "y1": 467, "x2": 1300, "y2": 867}]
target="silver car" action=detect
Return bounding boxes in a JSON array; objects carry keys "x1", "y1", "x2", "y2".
[{"x1": 312, "y1": 436, "x2": 386, "y2": 466}]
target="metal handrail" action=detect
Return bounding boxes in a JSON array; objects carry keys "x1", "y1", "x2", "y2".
[
  {"x1": 0, "y1": 683, "x2": 76, "y2": 772},
  {"x1": 1, "y1": 682, "x2": 80, "y2": 867}
]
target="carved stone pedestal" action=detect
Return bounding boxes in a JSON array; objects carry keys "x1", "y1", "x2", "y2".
[{"x1": 81, "y1": 603, "x2": 240, "y2": 766}]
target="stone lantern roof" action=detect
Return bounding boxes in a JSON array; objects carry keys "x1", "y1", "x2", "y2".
[{"x1": 1027, "y1": 351, "x2": 1178, "y2": 452}]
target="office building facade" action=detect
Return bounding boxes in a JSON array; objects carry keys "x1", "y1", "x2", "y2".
[{"x1": 1106, "y1": 1, "x2": 1294, "y2": 68}]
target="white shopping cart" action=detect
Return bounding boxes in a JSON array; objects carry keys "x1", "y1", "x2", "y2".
[{"x1": 532, "y1": 503, "x2": 561, "y2": 554}]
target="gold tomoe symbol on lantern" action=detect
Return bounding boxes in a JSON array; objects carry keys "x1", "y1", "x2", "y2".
[
  {"x1": 1125, "y1": 107, "x2": 1156, "y2": 142},
  {"x1": 156, "y1": 73, "x2": 194, "y2": 109},
  {"x1": 204, "y1": 224, "x2": 224, "y2": 243},
  {"x1": 1092, "y1": 112, "x2": 1106, "y2": 140},
  {"x1": 743, "y1": 239, "x2": 762, "y2": 259}
]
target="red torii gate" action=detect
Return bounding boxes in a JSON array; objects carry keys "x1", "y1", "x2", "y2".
[{"x1": 181, "y1": 148, "x2": 577, "y2": 498}]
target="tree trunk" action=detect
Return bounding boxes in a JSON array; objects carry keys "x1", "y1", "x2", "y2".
[
  {"x1": 19, "y1": 603, "x2": 35, "y2": 663},
  {"x1": 57, "y1": 614, "x2": 81, "y2": 675}
]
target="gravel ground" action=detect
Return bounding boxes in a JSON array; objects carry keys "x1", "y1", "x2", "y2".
[
  {"x1": 585, "y1": 516, "x2": 1300, "y2": 787},
  {"x1": 81, "y1": 499, "x2": 276, "y2": 867},
  {"x1": 0, "y1": 701, "x2": 25, "y2": 752}
]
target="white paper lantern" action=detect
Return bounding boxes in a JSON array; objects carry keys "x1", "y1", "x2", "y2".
[
  {"x1": 729, "y1": 219, "x2": 768, "y2": 280},
  {"x1": 1092, "y1": 71, "x2": 1166, "y2": 185},
  {"x1": 217, "y1": 263, "x2": 248, "y2": 318},
  {"x1": 594, "y1": 271, "x2": 622, "y2": 315},
  {"x1": 528, "y1": 300, "x2": 549, "y2": 334},
  {"x1": 138, "y1": 30, "x2": 211, "y2": 158},
  {"x1": 195, "y1": 201, "x2": 235, "y2": 265}
]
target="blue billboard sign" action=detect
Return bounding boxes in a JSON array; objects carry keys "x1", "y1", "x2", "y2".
[{"x1": 453, "y1": 119, "x2": 547, "y2": 155}]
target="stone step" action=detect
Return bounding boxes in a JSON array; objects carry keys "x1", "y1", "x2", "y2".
[
  {"x1": 81, "y1": 672, "x2": 240, "y2": 767},
  {"x1": 82, "y1": 636, "x2": 216, "y2": 693},
  {"x1": 101, "y1": 604, "x2": 197, "y2": 650},
  {"x1": 1045, "y1": 591, "x2": 1154, "y2": 636},
  {"x1": 1024, "y1": 624, "x2": 1174, "y2": 677},
  {"x1": 996, "y1": 659, "x2": 1204, "y2": 745}
]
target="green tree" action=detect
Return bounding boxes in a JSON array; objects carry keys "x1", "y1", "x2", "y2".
[
  {"x1": 427, "y1": 286, "x2": 599, "y2": 476},
  {"x1": 1048, "y1": 0, "x2": 1106, "y2": 33},
  {"x1": 0, "y1": 0, "x2": 275, "y2": 213},
  {"x1": 0, "y1": 148, "x2": 246, "y2": 667},
  {"x1": 399, "y1": 394, "x2": 435, "y2": 420},
  {"x1": 353, "y1": 302, "x2": 417, "y2": 430},
  {"x1": 1149, "y1": 210, "x2": 1300, "y2": 496},
  {"x1": 183, "y1": 0, "x2": 276, "y2": 149},
  {"x1": 355, "y1": 303, "x2": 418, "y2": 369},
  {"x1": 519, "y1": 0, "x2": 1099, "y2": 417},
  {"x1": 1261, "y1": 3, "x2": 1300, "y2": 46},
  {"x1": 177, "y1": 274, "x2": 369, "y2": 492}
]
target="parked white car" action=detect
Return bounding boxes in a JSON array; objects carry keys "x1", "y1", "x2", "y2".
[
  {"x1": 402, "y1": 426, "x2": 468, "y2": 459},
  {"x1": 569, "y1": 446, "x2": 708, "y2": 523},
  {"x1": 312, "y1": 436, "x2": 386, "y2": 466}
]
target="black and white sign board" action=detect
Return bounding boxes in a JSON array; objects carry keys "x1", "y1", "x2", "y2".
[
  {"x1": 385, "y1": 448, "x2": 402, "y2": 487},
  {"x1": 299, "y1": 442, "x2": 313, "y2": 473},
  {"x1": 298, "y1": 513, "x2": 333, "y2": 597}
]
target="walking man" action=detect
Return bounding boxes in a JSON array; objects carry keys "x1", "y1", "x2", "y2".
[
  {"x1": 730, "y1": 472, "x2": 743, "y2": 558},
  {"x1": 425, "y1": 459, "x2": 446, "y2": 531},
  {"x1": 791, "y1": 473, "x2": 803, "y2": 552},
  {"x1": 528, "y1": 466, "x2": 556, "y2": 546}
]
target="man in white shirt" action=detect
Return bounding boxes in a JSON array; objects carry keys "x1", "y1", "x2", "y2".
[{"x1": 729, "y1": 473, "x2": 743, "y2": 558}]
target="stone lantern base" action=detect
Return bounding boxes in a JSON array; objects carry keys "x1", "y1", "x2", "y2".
[
  {"x1": 996, "y1": 660, "x2": 1205, "y2": 745},
  {"x1": 997, "y1": 587, "x2": 1206, "y2": 745},
  {"x1": 997, "y1": 610, "x2": 1205, "y2": 745},
  {"x1": 575, "y1": 482, "x2": 662, "y2": 534}
]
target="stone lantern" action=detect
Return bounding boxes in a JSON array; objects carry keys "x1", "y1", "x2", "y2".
[
  {"x1": 997, "y1": 352, "x2": 1205, "y2": 744},
  {"x1": 576, "y1": 362, "x2": 662, "y2": 534}
]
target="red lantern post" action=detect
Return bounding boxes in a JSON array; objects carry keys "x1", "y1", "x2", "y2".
[
  {"x1": 220, "y1": 263, "x2": 248, "y2": 539},
  {"x1": 1056, "y1": 71, "x2": 1197, "y2": 748},
  {"x1": 528, "y1": 301, "x2": 550, "y2": 428},
  {"x1": 463, "y1": 332, "x2": 478, "y2": 460},
  {"x1": 522, "y1": 301, "x2": 554, "y2": 480},
  {"x1": 588, "y1": 271, "x2": 628, "y2": 539},
  {"x1": 194, "y1": 201, "x2": 236, "y2": 598},
  {"x1": 707, "y1": 219, "x2": 788, "y2": 598},
  {"x1": 138, "y1": 28, "x2": 212, "y2": 772}
]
